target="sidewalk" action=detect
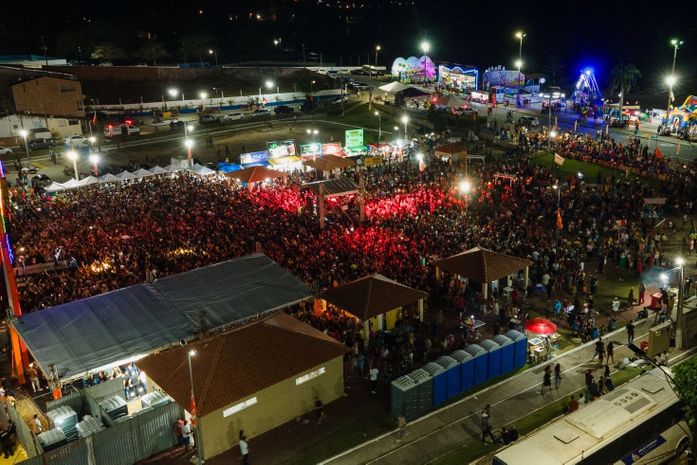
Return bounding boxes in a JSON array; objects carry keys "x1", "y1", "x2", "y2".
[{"x1": 321, "y1": 316, "x2": 655, "y2": 465}]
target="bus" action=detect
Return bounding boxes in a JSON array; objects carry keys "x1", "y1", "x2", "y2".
[{"x1": 492, "y1": 368, "x2": 690, "y2": 465}]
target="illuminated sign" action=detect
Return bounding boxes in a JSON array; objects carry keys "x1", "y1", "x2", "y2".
[
  {"x1": 222, "y1": 397, "x2": 258, "y2": 418},
  {"x1": 295, "y1": 367, "x2": 326, "y2": 385},
  {"x1": 266, "y1": 140, "x2": 297, "y2": 158},
  {"x1": 239, "y1": 150, "x2": 269, "y2": 165},
  {"x1": 344, "y1": 129, "x2": 364, "y2": 149},
  {"x1": 300, "y1": 143, "x2": 321, "y2": 156},
  {"x1": 321, "y1": 143, "x2": 343, "y2": 156}
]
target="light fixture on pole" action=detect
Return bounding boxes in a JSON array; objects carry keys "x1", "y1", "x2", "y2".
[
  {"x1": 168, "y1": 88, "x2": 178, "y2": 99},
  {"x1": 66, "y1": 150, "x2": 79, "y2": 180},
  {"x1": 675, "y1": 256, "x2": 686, "y2": 349},
  {"x1": 514, "y1": 31, "x2": 526, "y2": 111},
  {"x1": 393, "y1": 125, "x2": 400, "y2": 138},
  {"x1": 665, "y1": 75, "x2": 678, "y2": 117},
  {"x1": 401, "y1": 115, "x2": 409, "y2": 139},
  {"x1": 186, "y1": 349, "x2": 203, "y2": 465},
  {"x1": 208, "y1": 48, "x2": 218, "y2": 66},
  {"x1": 265, "y1": 80, "x2": 274, "y2": 90},
  {"x1": 548, "y1": 129, "x2": 557, "y2": 149},
  {"x1": 310, "y1": 80, "x2": 316, "y2": 97},
  {"x1": 458, "y1": 179, "x2": 472, "y2": 194},
  {"x1": 88, "y1": 153, "x2": 100, "y2": 177},
  {"x1": 18, "y1": 129, "x2": 31, "y2": 163},
  {"x1": 374, "y1": 110, "x2": 381, "y2": 142},
  {"x1": 375, "y1": 45, "x2": 381, "y2": 65},
  {"x1": 184, "y1": 139, "x2": 194, "y2": 168},
  {"x1": 199, "y1": 91, "x2": 208, "y2": 102},
  {"x1": 419, "y1": 40, "x2": 431, "y2": 54}
]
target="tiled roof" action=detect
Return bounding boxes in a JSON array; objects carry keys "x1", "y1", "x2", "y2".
[
  {"x1": 322, "y1": 274, "x2": 428, "y2": 321},
  {"x1": 136, "y1": 312, "x2": 348, "y2": 417},
  {"x1": 435, "y1": 246, "x2": 533, "y2": 283}
]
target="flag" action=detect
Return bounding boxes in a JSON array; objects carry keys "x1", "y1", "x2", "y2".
[
  {"x1": 419, "y1": 159, "x2": 426, "y2": 172},
  {"x1": 554, "y1": 153, "x2": 565, "y2": 166},
  {"x1": 190, "y1": 392, "x2": 197, "y2": 427},
  {"x1": 92, "y1": 112, "x2": 97, "y2": 125},
  {"x1": 556, "y1": 208, "x2": 563, "y2": 230},
  {"x1": 654, "y1": 147, "x2": 663, "y2": 160}
]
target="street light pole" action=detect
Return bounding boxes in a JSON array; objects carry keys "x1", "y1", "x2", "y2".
[
  {"x1": 67, "y1": 150, "x2": 79, "y2": 180},
  {"x1": 666, "y1": 39, "x2": 683, "y2": 121},
  {"x1": 88, "y1": 154, "x2": 100, "y2": 177},
  {"x1": 676, "y1": 257, "x2": 686, "y2": 349},
  {"x1": 374, "y1": 111, "x2": 381, "y2": 143},
  {"x1": 187, "y1": 350, "x2": 203, "y2": 465},
  {"x1": 18, "y1": 130, "x2": 31, "y2": 164},
  {"x1": 401, "y1": 115, "x2": 409, "y2": 140}
]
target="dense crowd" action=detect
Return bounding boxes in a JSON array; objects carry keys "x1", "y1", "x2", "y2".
[{"x1": 8, "y1": 132, "x2": 696, "y2": 357}]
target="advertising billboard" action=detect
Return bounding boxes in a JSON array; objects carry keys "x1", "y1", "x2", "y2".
[{"x1": 266, "y1": 140, "x2": 297, "y2": 158}]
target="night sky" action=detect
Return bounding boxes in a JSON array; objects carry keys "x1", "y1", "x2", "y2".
[{"x1": 1, "y1": 0, "x2": 694, "y2": 101}]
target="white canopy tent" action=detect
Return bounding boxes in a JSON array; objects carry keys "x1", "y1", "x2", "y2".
[
  {"x1": 99, "y1": 173, "x2": 121, "y2": 183},
  {"x1": 149, "y1": 166, "x2": 170, "y2": 175},
  {"x1": 379, "y1": 81, "x2": 410, "y2": 94},
  {"x1": 117, "y1": 170, "x2": 138, "y2": 180},
  {"x1": 133, "y1": 168, "x2": 155, "y2": 177}
]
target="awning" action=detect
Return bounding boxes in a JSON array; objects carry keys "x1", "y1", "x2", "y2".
[
  {"x1": 12, "y1": 254, "x2": 313, "y2": 381},
  {"x1": 268, "y1": 156, "x2": 301, "y2": 166},
  {"x1": 226, "y1": 165, "x2": 286, "y2": 183},
  {"x1": 435, "y1": 246, "x2": 533, "y2": 283}
]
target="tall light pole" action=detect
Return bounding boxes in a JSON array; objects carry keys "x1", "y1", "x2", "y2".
[
  {"x1": 675, "y1": 257, "x2": 686, "y2": 349},
  {"x1": 66, "y1": 150, "x2": 79, "y2": 180},
  {"x1": 185, "y1": 139, "x2": 194, "y2": 168},
  {"x1": 374, "y1": 111, "x2": 381, "y2": 143},
  {"x1": 187, "y1": 349, "x2": 203, "y2": 465},
  {"x1": 401, "y1": 115, "x2": 409, "y2": 140},
  {"x1": 18, "y1": 129, "x2": 30, "y2": 164},
  {"x1": 666, "y1": 39, "x2": 683, "y2": 120},
  {"x1": 375, "y1": 45, "x2": 381, "y2": 66},
  {"x1": 515, "y1": 31, "x2": 526, "y2": 110},
  {"x1": 208, "y1": 49, "x2": 218, "y2": 66},
  {"x1": 88, "y1": 153, "x2": 100, "y2": 177},
  {"x1": 420, "y1": 40, "x2": 431, "y2": 55}
]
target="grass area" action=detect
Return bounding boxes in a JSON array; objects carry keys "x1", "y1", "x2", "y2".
[
  {"x1": 276, "y1": 408, "x2": 394, "y2": 465},
  {"x1": 529, "y1": 150, "x2": 648, "y2": 184},
  {"x1": 430, "y1": 367, "x2": 642, "y2": 465},
  {"x1": 593, "y1": 270, "x2": 637, "y2": 314}
]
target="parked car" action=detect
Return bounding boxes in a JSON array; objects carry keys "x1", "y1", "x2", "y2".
[
  {"x1": 0, "y1": 147, "x2": 12, "y2": 155},
  {"x1": 104, "y1": 124, "x2": 140, "y2": 138},
  {"x1": 199, "y1": 114, "x2": 221, "y2": 124},
  {"x1": 169, "y1": 120, "x2": 185, "y2": 129},
  {"x1": 273, "y1": 105, "x2": 294, "y2": 115},
  {"x1": 28, "y1": 138, "x2": 54, "y2": 149},
  {"x1": 224, "y1": 112, "x2": 245, "y2": 121},
  {"x1": 519, "y1": 115, "x2": 540, "y2": 127},
  {"x1": 252, "y1": 109, "x2": 271, "y2": 117},
  {"x1": 64, "y1": 135, "x2": 87, "y2": 146}
]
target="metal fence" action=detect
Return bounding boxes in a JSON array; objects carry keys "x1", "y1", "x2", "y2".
[{"x1": 7, "y1": 403, "x2": 38, "y2": 458}]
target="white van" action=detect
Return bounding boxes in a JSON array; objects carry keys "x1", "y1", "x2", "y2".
[{"x1": 104, "y1": 124, "x2": 140, "y2": 138}]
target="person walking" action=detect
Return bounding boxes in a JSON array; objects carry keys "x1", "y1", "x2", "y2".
[
  {"x1": 606, "y1": 341, "x2": 615, "y2": 364},
  {"x1": 638, "y1": 283, "x2": 646, "y2": 305},
  {"x1": 554, "y1": 363, "x2": 562, "y2": 390},
  {"x1": 480, "y1": 405, "x2": 496, "y2": 443},
  {"x1": 314, "y1": 396, "x2": 324, "y2": 426},
  {"x1": 31, "y1": 414, "x2": 42, "y2": 435},
  {"x1": 626, "y1": 320, "x2": 635, "y2": 344},
  {"x1": 396, "y1": 414, "x2": 407, "y2": 442},
  {"x1": 240, "y1": 433, "x2": 250, "y2": 465},
  {"x1": 541, "y1": 365, "x2": 552, "y2": 394},
  {"x1": 593, "y1": 337, "x2": 605, "y2": 365}
]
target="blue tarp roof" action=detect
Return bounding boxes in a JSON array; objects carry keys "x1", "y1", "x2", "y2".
[{"x1": 13, "y1": 254, "x2": 313, "y2": 380}]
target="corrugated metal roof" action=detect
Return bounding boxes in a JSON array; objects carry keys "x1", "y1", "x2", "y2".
[
  {"x1": 304, "y1": 178, "x2": 359, "y2": 196},
  {"x1": 13, "y1": 254, "x2": 313, "y2": 380},
  {"x1": 435, "y1": 246, "x2": 533, "y2": 283},
  {"x1": 137, "y1": 312, "x2": 348, "y2": 417},
  {"x1": 302, "y1": 155, "x2": 356, "y2": 172},
  {"x1": 322, "y1": 274, "x2": 427, "y2": 320}
]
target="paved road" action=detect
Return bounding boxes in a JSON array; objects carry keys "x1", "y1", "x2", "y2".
[{"x1": 320, "y1": 315, "x2": 660, "y2": 465}]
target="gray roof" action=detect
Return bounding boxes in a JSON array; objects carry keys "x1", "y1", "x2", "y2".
[
  {"x1": 305, "y1": 178, "x2": 359, "y2": 196},
  {"x1": 13, "y1": 254, "x2": 313, "y2": 380}
]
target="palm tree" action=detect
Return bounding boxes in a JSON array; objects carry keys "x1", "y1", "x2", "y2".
[
  {"x1": 90, "y1": 43, "x2": 127, "y2": 62},
  {"x1": 611, "y1": 63, "x2": 641, "y2": 123},
  {"x1": 136, "y1": 41, "x2": 169, "y2": 65}
]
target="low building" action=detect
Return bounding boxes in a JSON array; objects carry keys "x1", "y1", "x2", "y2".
[
  {"x1": 0, "y1": 55, "x2": 67, "y2": 68},
  {"x1": 137, "y1": 311, "x2": 348, "y2": 460},
  {"x1": 0, "y1": 114, "x2": 82, "y2": 146},
  {"x1": 12, "y1": 75, "x2": 84, "y2": 118}
]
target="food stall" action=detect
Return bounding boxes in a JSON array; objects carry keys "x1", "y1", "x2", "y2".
[{"x1": 525, "y1": 318, "x2": 559, "y2": 363}]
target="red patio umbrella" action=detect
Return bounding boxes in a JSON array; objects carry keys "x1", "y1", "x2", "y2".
[{"x1": 525, "y1": 317, "x2": 557, "y2": 335}]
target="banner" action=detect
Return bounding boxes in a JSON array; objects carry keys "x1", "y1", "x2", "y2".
[
  {"x1": 345, "y1": 129, "x2": 364, "y2": 148},
  {"x1": 300, "y1": 143, "x2": 321, "y2": 156},
  {"x1": 554, "y1": 153, "x2": 565, "y2": 165},
  {"x1": 240, "y1": 150, "x2": 269, "y2": 165},
  {"x1": 266, "y1": 140, "x2": 296, "y2": 158}
]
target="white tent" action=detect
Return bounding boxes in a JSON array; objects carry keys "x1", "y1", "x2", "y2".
[
  {"x1": 164, "y1": 164, "x2": 185, "y2": 172},
  {"x1": 133, "y1": 168, "x2": 155, "y2": 178},
  {"x1": 45, "y1": 182, "x2": 66, "y2": 193},
  {"x1": 379, "y1": 81, "x2": 410, "y2": 94},
  {"x1": 79, "y1": 176, "x2": 99, "y2": 186},
  {"x1": 117, "y1": 170, "x2": 138, "y2": 180},
  {"x1": 193, "y1": 164, "x2": 216, "y2": 176},
  {"x1": 99, "y1": 173, "x2": 121, "y2": 183},
  {"x1": 61, "y1": 178, "x2": 82, "y2": 190},
  {"x1": 148, "y1": 166, "x2": 169, "y2": 176}
]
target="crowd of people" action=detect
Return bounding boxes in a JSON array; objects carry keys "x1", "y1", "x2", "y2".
[{"x1": 7, "y1": 130, "x2": 696, "y2": 375}]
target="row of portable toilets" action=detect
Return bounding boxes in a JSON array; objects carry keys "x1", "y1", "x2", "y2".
[{"x1": 391, "y1": 330, "x2": 527, "y2": 420}]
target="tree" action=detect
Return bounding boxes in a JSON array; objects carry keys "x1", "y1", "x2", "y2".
[
  {"x1": 672, "y1": 355, "x2": 697, "y2": 462},
  {"x1": 180, "y1": 34, "x2": 215, "y2": 64},
  {"x1": 136, "y1": 41, "x2": 169, "y2": 65},
  {"x1": 90, "y1": 43, "x2": 127, "y2": 62},
  {"x1": 610, "y1": 63, "x2": 641, "y2": 125}
]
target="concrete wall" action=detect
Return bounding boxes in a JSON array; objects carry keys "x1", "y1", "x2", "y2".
[
  {"x1": 198, "y1": 356, "x2": 344, "y2": 459},
  {"x1": 12, "y1": 76, "x2": 84, "y2": 118}
]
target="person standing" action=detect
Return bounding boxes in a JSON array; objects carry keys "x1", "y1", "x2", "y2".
[
  {"x1": 593, "y1": 337, "x2": 605, "y2": 365},
  {"x1": 541, "y1": 365, "x2": 552, "y2": 394},
  {"x1": 480, "y1": 405, "x2": 495, "y2": 443},
  {"x1": 606, "y1": 341, "x2": 615, "y2": 364},
  {"x1": 396, "y1": 414, "x2": 407, "y2": 442},
  {"x1": 369, "y1": 366, "x2": 379, "y2": 394},
  {"x1": 638, "y1": 283, "x2": 646, "y2": 305},
  {"x1": 239, "y1": 433, "x2": 249, "y2": 465},
  {"x1": 31, "y1": 414, "x2": 43, "y2": 435},
  {"x1": 554, "y1": 363, "x2": 562, "y2": 390},
  {"x1": 626, "y1": 320, "x2": 635, "y2": 344},
  {"x1": 314, "y1": 396, "x2": 324, "y2": 426},
  {"x1": 180, "y1": 419, "x2": 191, "y2": 450},
  {"x1": 26, "y1": 364, "x2": 41, "y2": 393}
]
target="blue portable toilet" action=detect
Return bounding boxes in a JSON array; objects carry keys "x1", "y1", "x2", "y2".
[
  {"x1": 435, "y1": 355, "x2": 460, "y2": 400},
  {"x1": 422, "y1": 362, "x2": 447, "y2": 407},
  {"x1": 464, "y1": 345, "x2": 488, "y2": 386},
  {"x1": 408, "y1": 369, "x2": 433, "y2": 416},
  {"x1": 506, "y1": 329, "x2": 528, "y2": 369},
  {"x1": 450, "y1": 349, "x2": 474, "y2": 392},
  {"x1": 479, "y1": 339, "x2": 502, "y2": 379},
  {"x1": 492, "y1": 334, "x2": 515, "y2": 374}
]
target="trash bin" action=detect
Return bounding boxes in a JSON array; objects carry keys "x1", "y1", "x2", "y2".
[
  {"x1": 450, "y1": 349, "x2": 474, "y2": 392},
  {"x1": 435, "y1": 355, "x2": 461, "y2": 400}
]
